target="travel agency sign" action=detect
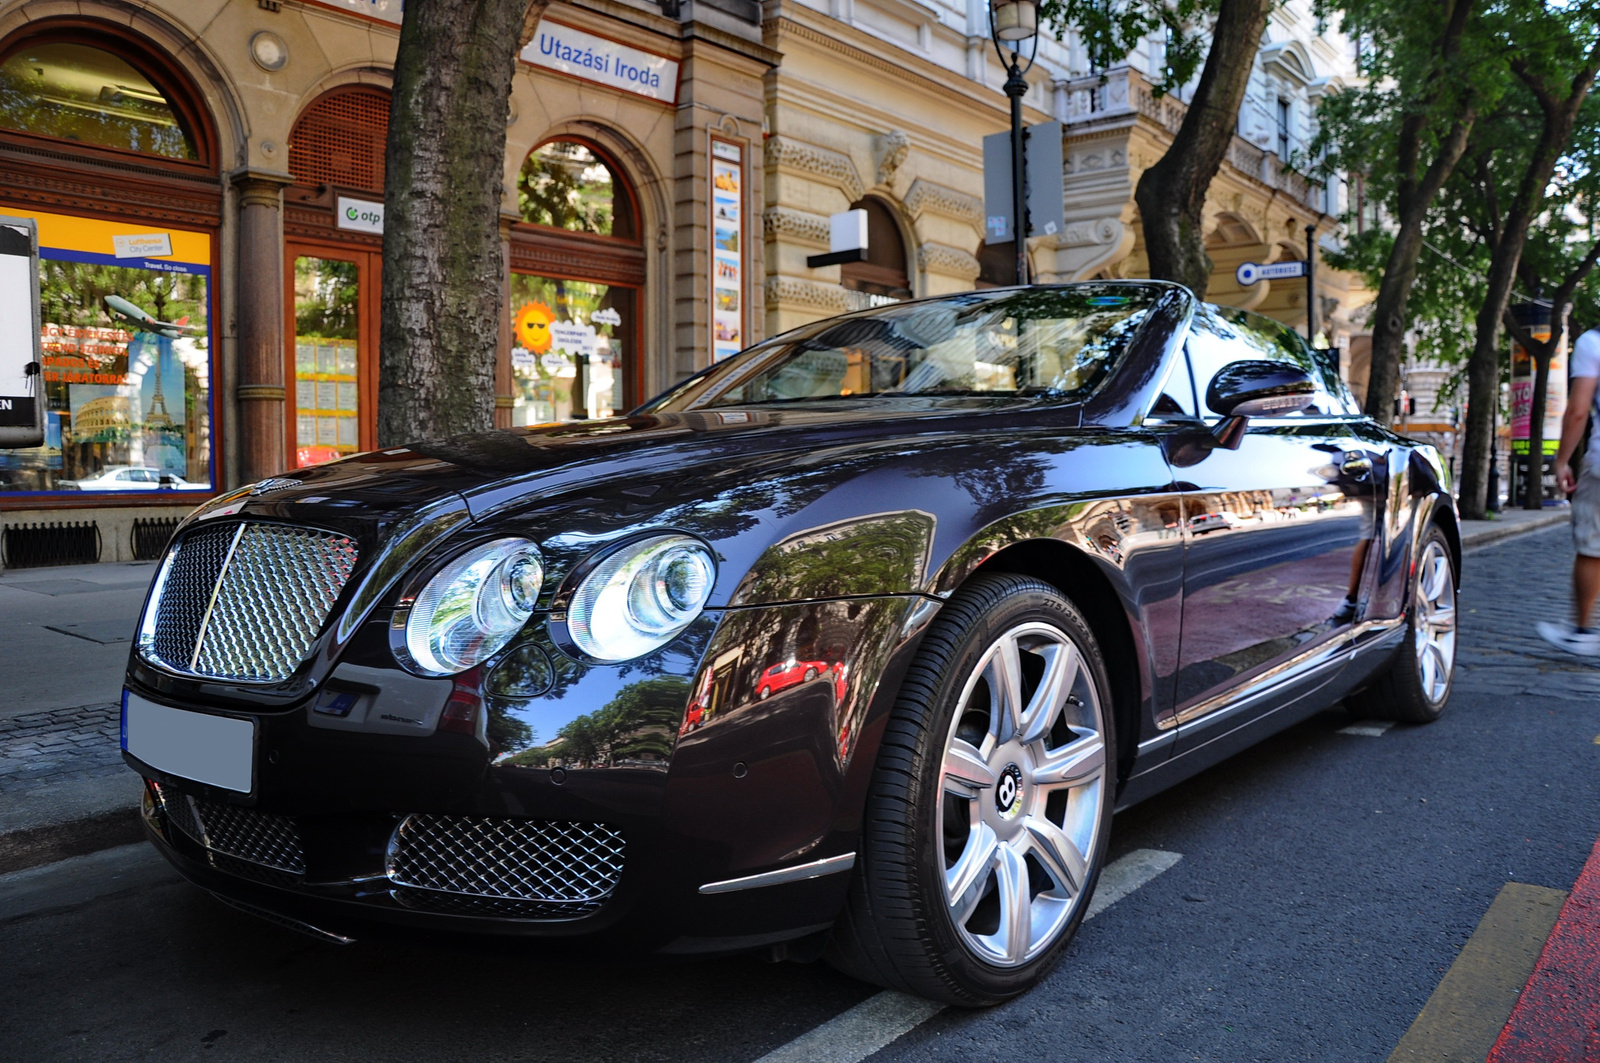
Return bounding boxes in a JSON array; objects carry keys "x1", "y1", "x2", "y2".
[{"x1": 522, "y1": 22, "x2": 679, "y2": 103}]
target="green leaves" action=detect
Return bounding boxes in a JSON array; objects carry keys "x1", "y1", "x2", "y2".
[{"x1": 1038, "y1": 0, "x2": 1214, "y2": 97}]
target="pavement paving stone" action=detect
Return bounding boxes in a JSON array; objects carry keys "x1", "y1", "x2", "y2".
[{"x1": 0, "y1": 702, "x2": 121, "y2": 795}]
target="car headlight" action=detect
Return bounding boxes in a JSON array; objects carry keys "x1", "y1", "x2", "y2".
[
  {"x1": 565, "y1": 534, "x2": 716, "y2": 662},
  {"x1": 400, "y1": 538, "x2": 545, "y2": 676}
]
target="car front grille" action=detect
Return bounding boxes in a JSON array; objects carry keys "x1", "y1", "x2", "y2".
[
  {"x1": 158, "y1": 785, "x2": 307, "y2": 878},
  {"x1": 142, "y1": 522, "x2": 359, "y2": 683},
  {"x1": 386, "y1": 814, "x2": 625, "y2": 913}
]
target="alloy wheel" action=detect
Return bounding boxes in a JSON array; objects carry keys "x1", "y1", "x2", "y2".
[
  {"x1": 937, "y1": 621, "x2": 1107, "y2": 968},
  {"x1": 1413, "y1": 539, "x2": 1457, "y2": 703}
]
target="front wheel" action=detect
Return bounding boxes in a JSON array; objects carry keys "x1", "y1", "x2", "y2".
[
  {"x1": 826, "y1": 573, "x2": 1115, "y2": 1005},
  {"x1": 1348, "y1": 522, "x2": 1457, "y2": 723}
]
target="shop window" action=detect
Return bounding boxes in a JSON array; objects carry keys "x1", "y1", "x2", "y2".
[
  {"x1": 292, "y1": 257, "x2": 363, "y2": 466},
  {"x1": 517, "y1": 140, "x2": 637, "y2": 239},
  {"x1": 509, "y1": 277, "x2": 635, "y2": 422},
  {"x1": 0, "y1": 212, "x2": 214, "y2": 495},
  {"x1": 841, "y1": 198, "x2": 911, "y2": 302},
  {"x1": 0, "y1": 40, "x2": 197, "y2": 160},
  {"x1": 290, "y1": 89, "x2": 389, "y2": 194}
]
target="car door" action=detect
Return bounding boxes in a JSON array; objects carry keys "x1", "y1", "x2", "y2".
[{"x1": 1172, "y1": 304, "x2": 1378, "y2": 754}]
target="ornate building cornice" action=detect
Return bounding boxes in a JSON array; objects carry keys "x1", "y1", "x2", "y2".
[
  {"x1": 765, "y1": 276, "x2": 853, "y2": 314},
  {"x1": 765, "y1": 136, "x2": 865, "y2": 203},
  {"x1": 904, "y1": 178, "x2": 982, "y2": 230},
  {"x1": 917, "y1": 242, "x2": 980, "y2": 280},
  {"x1": 763, "y1": 206, "x2": 831, "y2": 247}
]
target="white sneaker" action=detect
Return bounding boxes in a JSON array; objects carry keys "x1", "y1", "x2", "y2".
[{"x1": 1537, "y1": 621, "x2": 1600, "y2": 657}]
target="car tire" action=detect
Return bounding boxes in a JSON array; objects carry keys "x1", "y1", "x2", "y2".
[
  {"x1": 758, "y1": 686, "x2": 770, "y2": 700},
  {"x1": 1347, "y1": 522, "x2": 1457, "y2": 724},
  {"x1": 825, "y1": 573, "x2": 1116, "y2": 1006},
  {"x1": 804, "y1": 667, "x2": 818, "y2": 681}
]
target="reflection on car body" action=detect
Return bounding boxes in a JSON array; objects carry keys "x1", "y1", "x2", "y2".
[{"x1": 121, "y1": 282, "x2": 1459, "y2": 1006}]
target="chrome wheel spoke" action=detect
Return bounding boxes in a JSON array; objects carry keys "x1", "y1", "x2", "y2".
[
  {"x1": 1023, "y1": 814, "x2": 1088, "y2": 896},
  {"x1": 995, "y1": 843, "x2": 1033, "y2": 965},
  {"x1": 943, "y1": 738, "x2": 997, "y2": 795},
  {"x1": 946, "y1": 822, "x2": 999, "y2": 923},
  {"x1": 1033, "y1": 734, "x2": 1105, "y2": 791},
  {"x1": 1019, "y1": 643, "x2": 1078, "y2": 745},
  {"x1": 986, "y1": 637, "x2": 1028, "y2": 741}
]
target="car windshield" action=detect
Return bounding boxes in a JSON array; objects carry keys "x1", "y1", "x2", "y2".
[{"x1": 645, "y1": 285, "x2": 1160, "y2": 411}]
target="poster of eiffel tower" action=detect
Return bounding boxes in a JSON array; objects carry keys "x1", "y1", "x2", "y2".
[{"x1": 144, "y1": 340, "x2": 175, "y2": 432}]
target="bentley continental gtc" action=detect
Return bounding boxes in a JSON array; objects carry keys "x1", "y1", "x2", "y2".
[{"x1": 122, "y1": 281, "x2": 1459, "y2": 1005}]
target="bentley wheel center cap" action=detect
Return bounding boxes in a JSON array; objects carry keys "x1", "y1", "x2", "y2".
[{"x1": 995, "y1": 764, "x2": 1024, "y2": 818}]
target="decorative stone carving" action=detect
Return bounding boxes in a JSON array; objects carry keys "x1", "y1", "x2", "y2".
[
  {"x1": 765, "y1": 136, "x2": 864, "y2": 203},
  {"x1": 763, "y1": 207, "x2": 831, "y2": 247},
  {"x1": 765, "y1": 276, "x2": 853, "y2": 314},
  {"x1": 1055, "y1": 218, "x2": 1120, "y2": 248},
  {"x1": 904, "y1": 179, "x2": 983, "y2": 229},
  {"x1": 876, "y1": 129, "x2": 911, "y2": 186},
  {"x1": 917, "y1": 242, "x2": 981, "y2": 280}
]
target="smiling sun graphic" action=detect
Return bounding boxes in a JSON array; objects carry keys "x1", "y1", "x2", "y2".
[{"x1": 514, "y1": 302, "x2": 556, "y2": 354}]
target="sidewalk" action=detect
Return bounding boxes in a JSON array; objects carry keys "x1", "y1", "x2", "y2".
[{"x1": 0, "y1": 504, "x2": 1579, "y2": 875}]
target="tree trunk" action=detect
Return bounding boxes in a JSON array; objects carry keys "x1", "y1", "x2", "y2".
[
  {"x1": 1458, "y1": 43, "x2": 1600, "y2": 519},
  {"x1": 1133, "y1": 0, "x2": 1273, "y2": 297},
  {"x1": 1361, "y1": 114, "x2": 1476, "y2": 425},
  {"x1": 378, "y1": 0, "x2": 546, "y2": 447}
]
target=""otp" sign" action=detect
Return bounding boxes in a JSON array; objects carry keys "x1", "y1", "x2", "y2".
[{"x1": 336, "y1": 197, "x2": 384, "y2": 235}]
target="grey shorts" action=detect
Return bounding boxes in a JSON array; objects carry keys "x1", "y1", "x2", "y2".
[{"x1": 1576, "y1": 466, "x2": 1600, "y2": 557}]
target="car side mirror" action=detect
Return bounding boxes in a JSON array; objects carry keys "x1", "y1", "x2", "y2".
[{"x1": 1204, "y1": 360, "x2": 1316, "y2": 449}]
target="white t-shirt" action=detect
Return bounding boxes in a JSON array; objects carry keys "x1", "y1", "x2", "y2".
[{"x1": 1575, "y1": 329, "x2": 1600, "y2": 472}]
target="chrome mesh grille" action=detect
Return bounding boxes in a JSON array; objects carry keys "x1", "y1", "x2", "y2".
[
  {"x1": 387, "y1": 815, "x2": 624, "y2": 907},
  {"x1": 143, "y1": 522, "x2": 359, "y2": 682},
  {"x1": 161, "y1": 786, "x2": 306, "y2": 877}
]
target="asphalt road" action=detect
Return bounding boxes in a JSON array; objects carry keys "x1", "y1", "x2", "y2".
[{"x1": 2, "y1": 525, "x2": 1597, "y2": 1062}]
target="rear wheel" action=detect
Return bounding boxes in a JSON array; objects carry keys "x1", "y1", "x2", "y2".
[
  {"x1": 1348, "y1": 523, "x2": 1457, "y2": 724},
  {"x1": 826, "y1": 573, "x2": 1115, "y2": 1005}
]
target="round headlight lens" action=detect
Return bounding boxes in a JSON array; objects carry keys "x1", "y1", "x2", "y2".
[
  {"x1": 567, "y1": 535, "x2": 716, "y2": 662},
  {"x1": 403, "y1": 538, "x2": 544, "y2": 676}
]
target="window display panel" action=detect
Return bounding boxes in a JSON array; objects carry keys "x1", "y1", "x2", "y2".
[
  {"x1": 292, "y1": 256, "x2": 361, "y2": 467},
  {"x1": 509, "y1": 275, "x2": 633, "y2": 423},
  {"x1": 0, "y1": 42, "x2": 197, "y2": 160},
  {"x1": 0, "y1": 211, "x2": 213, "y2": 494}
]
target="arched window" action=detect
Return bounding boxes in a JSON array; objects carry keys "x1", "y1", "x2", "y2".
[
  {"x1": 841, "y1": 197, "x2": 911, "y2": 300},
  {"x1": 289, "y1": 88, "x2": 390, "y2": 194},
  {"x1": 517, "y1": 139, "x2": 638, "y2": 240},
  {"x1": 0, "y1": 32, "x2": 208, "y2": 163},
  {"x1": 508, "y1": 138, "x2": 644, "y2": 423}
]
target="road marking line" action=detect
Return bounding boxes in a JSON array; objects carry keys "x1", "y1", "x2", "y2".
[
  {"x1": 1340, "y1": 721, "x2": 1395, "y2": 737},
  {"x1": 1386, "y1": 883, "x2": 1567, "y2": 1063},
  {"x1": 751, "y1": 848, "x2": 1182, "y2": 1063},
  {"x1": 1485, "y1": 834, "x2": 1600, "y2": 1062}
]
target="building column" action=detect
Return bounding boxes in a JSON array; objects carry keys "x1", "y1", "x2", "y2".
[
  {"x1": 496, "y1": 214, "x2": 515, "y2": 429},
  {"x1": 233, "y1": 172, "x2": 292, "y2": 481}
]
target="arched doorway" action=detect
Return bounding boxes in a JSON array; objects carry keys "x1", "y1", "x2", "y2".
[
  {"x1": 841, "y1": 197, "x2": 911, "y2": 309},
  {"x1": 507, "y1": 137, "x2": 645, "y2": 421},
  {"x1": 0, "y1": 24, "x2": 221, "y2": 499},
  {"x1": 282, "y1": 87, "x2": 389, "y2": 467}
]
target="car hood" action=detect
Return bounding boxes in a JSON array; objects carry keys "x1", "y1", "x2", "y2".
[{"x1": 201, "y1": 398, "x2": 1079, "y2": 529}]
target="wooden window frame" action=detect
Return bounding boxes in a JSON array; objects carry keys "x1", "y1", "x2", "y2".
[{"x1": 283, "y1": 240, "x2": 382, "y2": 469}]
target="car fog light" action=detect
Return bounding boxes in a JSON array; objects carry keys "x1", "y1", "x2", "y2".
[
  {"x1": 565, "y1": 534, "x2": 715, "y2": 662},
  {"x1": 400, "y1": 539, "x2": 544, "y2": 676}
]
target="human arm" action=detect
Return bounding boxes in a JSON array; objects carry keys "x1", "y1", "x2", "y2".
[{"x1": 1555, "y1": 374, "x2": 1597, "y2": 494}]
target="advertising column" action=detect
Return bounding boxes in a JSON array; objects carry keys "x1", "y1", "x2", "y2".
[
  {"x1": 1509, "y1": 300, "x2": 1567, "y2": 502},
  {"x1": 710, "y1": 138, "x2": 745, "y2": 363}
]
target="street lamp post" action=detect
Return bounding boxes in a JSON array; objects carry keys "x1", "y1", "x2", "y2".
[{"x1": 990, "y1": 0, "x2": 1039, "y2": 286}]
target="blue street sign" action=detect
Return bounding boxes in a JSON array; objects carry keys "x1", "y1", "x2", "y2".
[{"x1": 1235, "y1": 260, "x2": 1307, "y2": 286}]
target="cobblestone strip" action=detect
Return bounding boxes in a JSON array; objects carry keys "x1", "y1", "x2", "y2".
[{"x1": 0, "y1": 702, "x2": 123, "y2": 793}]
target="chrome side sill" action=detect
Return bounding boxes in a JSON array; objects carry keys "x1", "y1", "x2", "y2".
[{"x1": 698, "y1": 852, "x2": 857, "y2": 895}]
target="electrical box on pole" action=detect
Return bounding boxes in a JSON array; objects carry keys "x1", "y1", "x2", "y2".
[
  {"x1": 982, "y1": 122, "x2": 1065, "y2": 244},
  {"x1": 0, "y1": 216, "x2": 42, "y2": 449}
]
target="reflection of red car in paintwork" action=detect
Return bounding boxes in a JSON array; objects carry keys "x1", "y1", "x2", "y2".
[
  {"x1": 756, "y1": 659, "x2": 829, "y2": 700},
  {"x1": 679, "y1": 668, "x2": 715, "y2": 736}
]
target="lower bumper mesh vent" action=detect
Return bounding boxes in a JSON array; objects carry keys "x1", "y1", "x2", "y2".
[
  {"x1": 158, "y1": 785, "x2": 306, "y2": 879},
  {"x1": 386, "y1": 814, "x2": 624, "y2": 914}
]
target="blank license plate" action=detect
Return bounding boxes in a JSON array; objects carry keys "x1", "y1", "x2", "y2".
[{"x1": 122, "y1": 690, "x2": 254, "y2": 794}]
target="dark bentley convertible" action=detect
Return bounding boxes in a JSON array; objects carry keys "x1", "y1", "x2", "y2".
[{"x1": 122, "y1": 281, "x2": 1458, "y2": 1005}]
